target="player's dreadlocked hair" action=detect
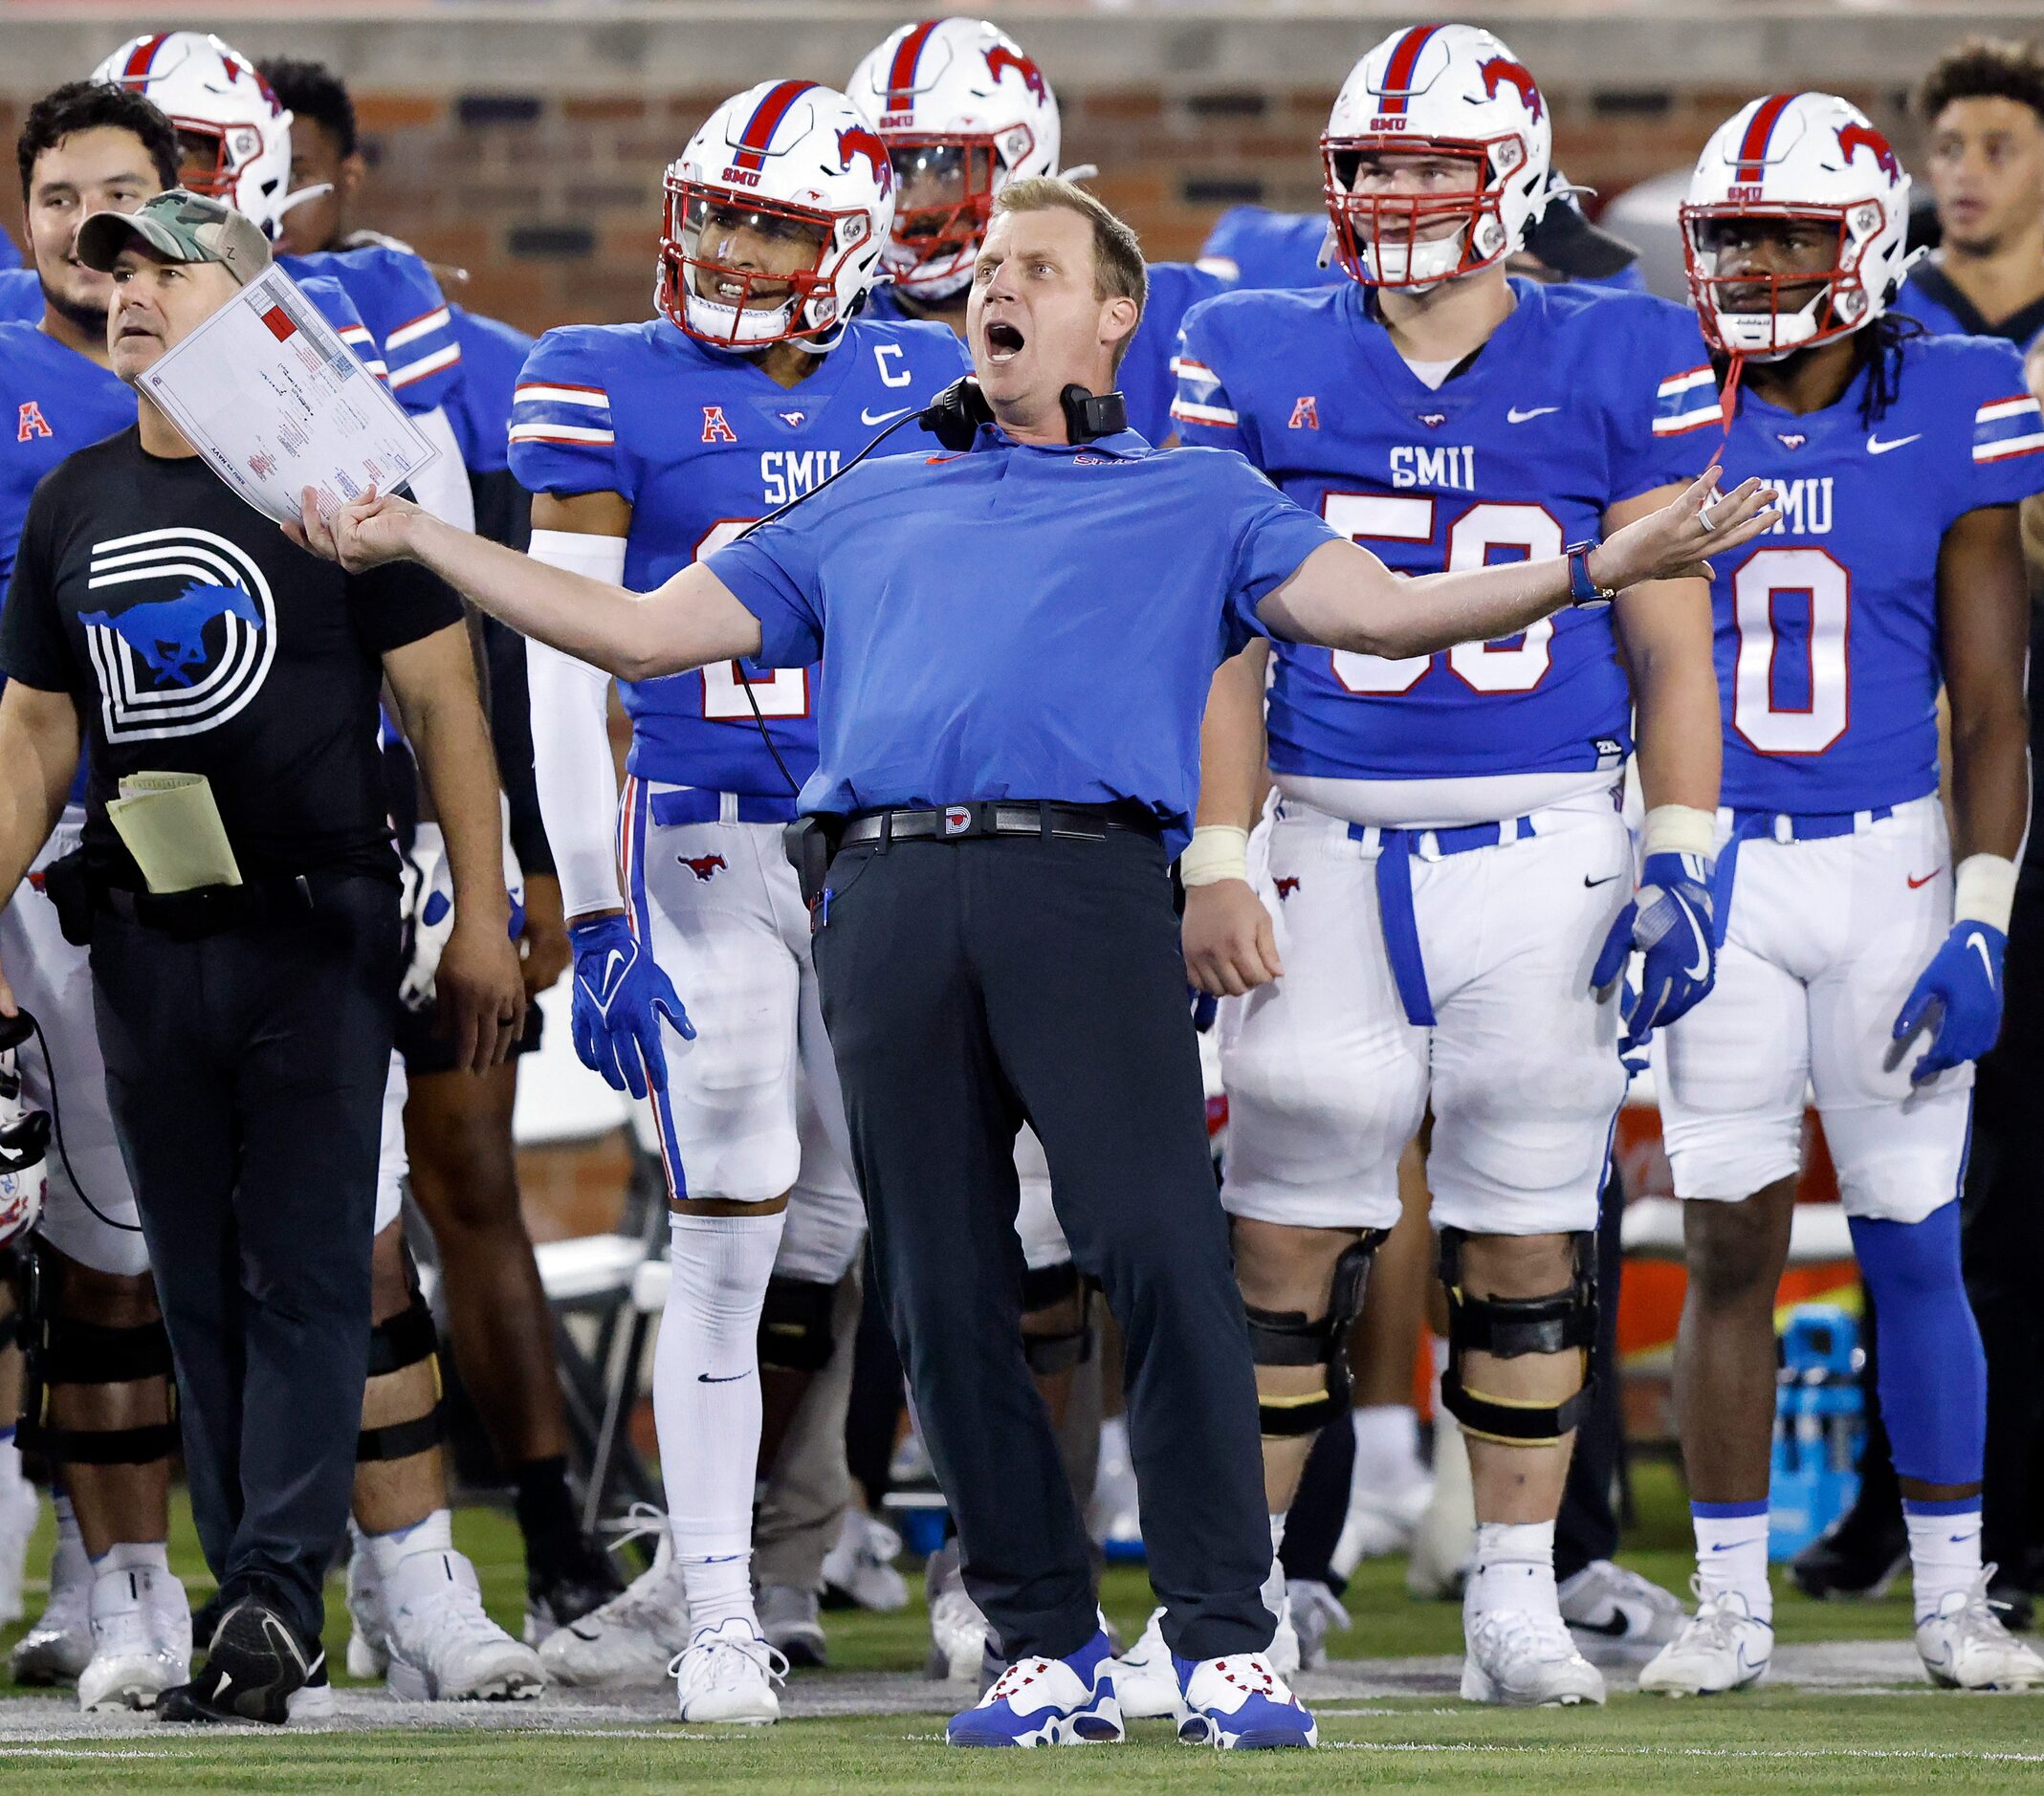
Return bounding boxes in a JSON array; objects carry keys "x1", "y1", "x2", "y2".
[{"x1": 17, "y1": 80, "x2": 178, "y2": 199}]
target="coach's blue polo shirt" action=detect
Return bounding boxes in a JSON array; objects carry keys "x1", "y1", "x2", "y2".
[{"x1": 707, "y1": 424, "x2": 1338, "y2": 853}]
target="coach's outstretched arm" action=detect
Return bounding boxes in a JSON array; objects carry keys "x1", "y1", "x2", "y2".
[
  {"x1": 290, "y1": 487, "x2": 761, "y2": 683},
  {"x1": 1259, "y1": 470, "x2": 1775, "y2": 656}
]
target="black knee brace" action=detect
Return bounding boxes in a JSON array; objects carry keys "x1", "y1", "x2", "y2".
[
  {"x1": 15, "y1": 1245, "x2": 179, "y2": 1465},
  {"x1": 1020, "y1": 1261, "x2": 1094, "y2": 1376},
  {"x1": 758, "y1": 1275, "x2": 838, "y2": 1373},
  {"x1": 1243, "y1": 1233, "x2": 1381, "y2": 1439},
  {"x1": 1438, "y1": 1227, "x2": 1596, "y2": 1447},
  {"x1": 357, "y1": 1293, "x2": 445, "y2": 1463}
]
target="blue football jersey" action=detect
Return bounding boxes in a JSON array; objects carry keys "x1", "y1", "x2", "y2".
[
  {"x1": 863, "y1": 262, "x2": 1227, "y2": 445},
  {"x1": 1174, "y1": 278, "x2": 1716, "y2": 784},
  {"x1": 508, "y1": 314, "x2": 969, "y2": 796},
  {"x1": 0, "y1": 268, "x2": 42, "y2": 323},
  {"x1": 280, "y1": 243, "x2": 461, "y2": 418},
  {"x1": 446, "y1": 306, "x2": 534, "y2": 476},
  {"x1": 1712, "y1": 334, "x2": 2044, "y2": 813},
  {"x1": 1198, "y1": 208, "x2": 1339, "y2": 291},
  {"x1": 0, "y1": 230, "x2": 19, "y2": 271}
]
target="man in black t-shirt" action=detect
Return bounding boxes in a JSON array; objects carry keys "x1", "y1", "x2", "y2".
[{"x1": 0, "y1": 191, "x2": 523, "y2": 1722}]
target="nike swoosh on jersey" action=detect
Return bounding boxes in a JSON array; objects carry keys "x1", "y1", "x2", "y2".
[
  {"x1": 697, "y1": 1370, "x2": 753, "y2": 1384},
  {"x1": 1583, "y1": 873, "x2": 1622, "y2": 888},
  {"x1": 1866, "y1": 431, "x2": 1923, "y2": 454},
  {"x1": 861, "y1": 405, "x2": 912, "y2": 427},
  {"x1": 1967, "y1": 931, "x2": 1996, "y2": 985},
  {"x1": 1507, "y1": 405, "x2": 1560, "y2": 424},
  {"x1": 1907, "y1": 869, "x2": 1941, "y2": 889}
]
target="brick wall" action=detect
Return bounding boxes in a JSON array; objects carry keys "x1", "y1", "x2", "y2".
[{"x1": 89, "y1": 77, "x2": 1904, "y2": 339}]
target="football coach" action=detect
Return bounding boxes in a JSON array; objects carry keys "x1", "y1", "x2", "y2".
[{"x1": 295, "y1": 177, "x2": 1772, "y2": 1744}]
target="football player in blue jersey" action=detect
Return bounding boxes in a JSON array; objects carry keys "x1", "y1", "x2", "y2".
[
  {"x1": 1639, "y1": 93, "x2": 2044, "y2": 1697},
  {"x1": 1167, "y1": 24, "x2": 1725, "y2": 1709},
  {"x1": 255, "y1": 53, "x2": 630, "y2": 1651},
  {"x1": 846, "y1": 15, "x2": 1228, "y2": 449},
  {"x1": 1901, "y1": 38, "x2": 2044, "y2": 345},
  {"x1": 509, "y1": 79, "x2": 967, "y2": 1720},
  {"x1": 91, "y1": 33, "x2": 474, "y2": 534}
]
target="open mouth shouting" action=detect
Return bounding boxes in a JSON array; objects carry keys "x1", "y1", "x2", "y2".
[{"x1": 983, "y1": 318, "x2": 1025, "y2": 363}]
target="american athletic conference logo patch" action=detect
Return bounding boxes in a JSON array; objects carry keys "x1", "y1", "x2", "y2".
[{"x1": 79, "y1": 526, "x2": 276, "y2": 743}]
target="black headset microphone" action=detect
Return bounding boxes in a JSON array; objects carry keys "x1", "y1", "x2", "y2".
[{"x1": 731, "y1": 377, "x2": 1129, "y2": 799}]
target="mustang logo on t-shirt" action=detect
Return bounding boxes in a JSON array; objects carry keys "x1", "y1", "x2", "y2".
[
  {"x1": 79, "y1": 526, "x2": 277, "y2": 742},
  {"x1": 81, "y1": 579, "x2": 263, "y2": 688}
]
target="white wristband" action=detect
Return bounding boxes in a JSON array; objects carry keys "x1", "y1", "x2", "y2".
[
  {"x1": 1643, "y1": 802, "x2": 1718, "y2": 862},
  {"x1": 1179, "y1": 824, "x2": 1250, "y2": 887},
  {"x1": 1953, "y1": 853, "x2": 2018, "y2": 933}
]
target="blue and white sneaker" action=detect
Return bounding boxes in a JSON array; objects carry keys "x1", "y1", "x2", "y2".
[
  {"x1": 947, "y1": 1628, "x2": 1123, "y2": 1747},
  {"x1": 1174, "y1": 1651, "x2": 1318, "y2": 1749}
]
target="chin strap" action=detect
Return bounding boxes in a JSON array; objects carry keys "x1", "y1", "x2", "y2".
[{"x1": 1716, "y1": 351, "x2": 1747, "y2": 442}]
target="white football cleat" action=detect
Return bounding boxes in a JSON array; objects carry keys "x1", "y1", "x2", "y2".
[
  {"x1": 11, "y1": 1521, "x2": 93, "y2": 1686},
  {"x1": 538, "y1": 1528, "x2": 690, "y2": 1688},
  {"x1": 344, "y1": 1529, "x2": 391, "y2": 1678},
  {"x1": 1404, "y1": 1413, "x2": 1477, "y2": 1600},
  {"x1": 0, "y1": 1473, "x2": 38, "y2": 1626},
  {"x1": 1176, "y1": 1653, "x2": 1318, "y2": 1749},
  {"x1": 1637, "y1": 1587, "x2": 1772, "y2": 1697},
  {"x1": 1461, "y1": 1606, "x2": 1608, "y2": 1706},
  {"x1": 1111, "y1": 1607, "x2": 1180, "y2": 1719},
  {"x1": 1286, "y1": 1578, "x2": 1352, "y2": 1671},
  {"x1": 381, "y1": 1548, "x2": 544, "y2": 1700},
  {"x1": 1558, "y1": 1559, "x2": 1684, "y2": 1667},
  {"x1": 1915, "y1": 1572, "x2": 2044, "y2": 1691},
  {"x1": 670, "y1": 1617, "x2": 785, "y2": 1723},
  {"x1": 821, "y1": 1510, "x2": 909, "y2": 1613},
  {"x1": 78, "y1": 1561, "x2": 189, "y2": 1712},
  {"x1": 925, "y1": 1542, "x2": 992, "y2": 1682},
  {"x1": 758, "y1": 1583, "x2": 826, "y2": 1668}
]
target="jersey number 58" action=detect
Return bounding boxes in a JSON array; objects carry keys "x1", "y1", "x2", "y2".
[{"x1": 1321, "y1": 494, "x2": 1563, "y2": 695}]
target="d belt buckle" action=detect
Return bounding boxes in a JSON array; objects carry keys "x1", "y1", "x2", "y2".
[{"x1": 941, "y1": 804, "x2": 974, "y2": 838}]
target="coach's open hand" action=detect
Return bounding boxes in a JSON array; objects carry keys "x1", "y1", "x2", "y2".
[
  {"x1": 1587, "y1": 469, "x2": 1776, "y2": 592},
  {"x1": 436, "y1": 909, "x2": 529, "y2": 1075},
  {"x1": 287, "y1": 484, "x2": 425, "y2": 572}
]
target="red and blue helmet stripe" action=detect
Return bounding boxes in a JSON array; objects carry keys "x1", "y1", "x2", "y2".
[
  {"x1": 730, "y1": 79, "x2": 816, "y2": 173},
  {"x1": 1373, "y1": 25, "x2": 1442, "y2": 114},
  {"x1": 1733, "y1": 94, "x2": 1796, "y2": 186},
  {"x1": 886, "y1": 19, "x2": 942, "y2": 111}
]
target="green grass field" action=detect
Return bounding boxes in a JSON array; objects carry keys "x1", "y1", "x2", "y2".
[{"x1": 3, "y1": 1463, "x2": 2033, "y2": 1793}]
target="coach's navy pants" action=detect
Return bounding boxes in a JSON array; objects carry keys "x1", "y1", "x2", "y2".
[{"x1": 814, "y1": 829, "x2": 1275, "y2": 1662}]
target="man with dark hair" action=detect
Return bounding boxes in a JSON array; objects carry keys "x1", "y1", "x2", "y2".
[
  {"x1": 1906, "y1": 37, "x2": 2044, "y2": 341},
  {"x1": 253, "y1": 52, "x2": 619, "y2": 1645}
]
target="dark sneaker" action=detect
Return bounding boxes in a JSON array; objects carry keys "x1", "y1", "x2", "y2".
[
  {"x1": 157, "y1": 1596, "x2": 316, "y2": 1725},
  {"x1": 1790, "y1": 1503, "x2": 1908, "y2": 1600},
  {"x1": 523, "y1": 1531, "x2": 627, "y2": 1644}
]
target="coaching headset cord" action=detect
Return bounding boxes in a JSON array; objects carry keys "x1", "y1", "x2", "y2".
[{"x1": 14, "y1": 1008, "x2": 142, "y2": 1234}]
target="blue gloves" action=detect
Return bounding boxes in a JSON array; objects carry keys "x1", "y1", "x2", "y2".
[
  {"x1": 1893, "y1": 922, "x2": 2005, "y2": 1086},
  {"x1": 1592, "y1": 851, "x2": 1717, "y2": 1055},
  {"x1": 569, "y1": 915, "x2": 693, "y2": 1099}
]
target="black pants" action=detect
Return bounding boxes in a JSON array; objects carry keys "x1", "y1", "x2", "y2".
[
  {"x1": 1961, "y1": 869, "x2": 2044, "y2": 1583},
  {"x1": 90, "y1": 876, "x2": 401, "y2": 1648},
  {"x1": 813, "y1": 831, "x2": 1273, "y2": 1661}
]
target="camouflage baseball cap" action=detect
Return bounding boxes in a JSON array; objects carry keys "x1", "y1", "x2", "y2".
[{"x1": 76, "y1": 188, "x2": 273, "y2": 287}]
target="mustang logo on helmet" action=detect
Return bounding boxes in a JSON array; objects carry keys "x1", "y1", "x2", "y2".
[
  {"x1": 1835, "y1": 121, "x2": 1901, "y2": 184},
  {"x1": 1479, "y1": 56, "x2": 1544, "y2": 123},
  {"x1": 837, "y1": 124, "x2": 892, "y2": 195},
  {"x1": 985, "y1": 45, "x2": 1048, "y2": 102}
]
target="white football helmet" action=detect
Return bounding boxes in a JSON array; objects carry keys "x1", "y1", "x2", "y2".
[
  {"x1": 0, "y1": 1020, "x2": 49, "y2": 1254},
  {"x1": 847, "y1": 17, "x2": 1062, "y2": 299},
  {"x1": 1681, "y1": 93, "x2": 1917, "y2": 360},
  {"x1": 660, "y1": 80, "x2": 896, "y2": 352},
  {"x1": 1322, "y1": 23, "x2": 1552, "y2": 291},
  {"x1": 93, "y1": 32, "x2": 294, "y2": 236}
]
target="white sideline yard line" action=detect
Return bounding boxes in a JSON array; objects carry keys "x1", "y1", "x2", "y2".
[{"x1": 1327, "y1": 1742, "x2": 2044, "y2": 1764}]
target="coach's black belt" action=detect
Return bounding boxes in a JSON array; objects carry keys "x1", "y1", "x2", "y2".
[
  {"x1": 93, "y1": 872, "x2": 322, "y2": 941},
  {"x1": 840, "y1": 800, "x2": 1163, "y2": 847}
]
